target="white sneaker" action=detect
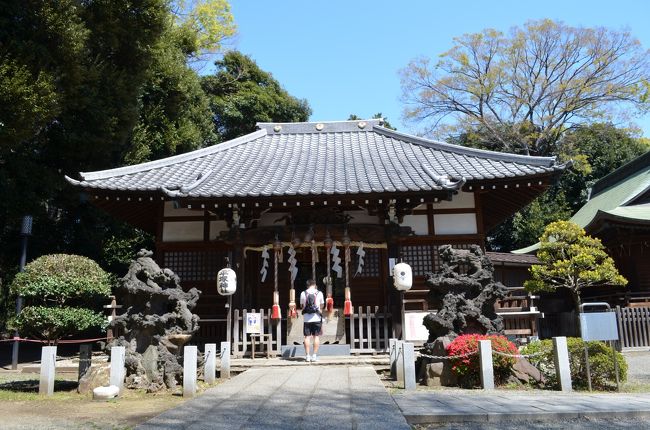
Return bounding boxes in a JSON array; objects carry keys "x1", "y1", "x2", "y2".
[
  {"x1": 311, "y1": 354, "x2": 319, "y2": 362},
  {"x1": 305, "y1": 355, "x2": 311, "y2": 362}
]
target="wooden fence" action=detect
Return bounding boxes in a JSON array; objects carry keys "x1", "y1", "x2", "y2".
[
  {"x1": 616, "y1": 306, "x2": 650, "y2": 348},
  {"x1": 232, "y1": 309, "x2": 282, "y2": 358},
  {"x1": 348, "y1": 306, "x2": 392, "y2": 354}
]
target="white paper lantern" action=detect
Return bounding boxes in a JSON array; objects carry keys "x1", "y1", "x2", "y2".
[
  {"x1": 217, "y1": 268, "x2": 237, "y2": 296},
  {"x1": 393, "y1": 262, "x2": 413, "y2": 291}
]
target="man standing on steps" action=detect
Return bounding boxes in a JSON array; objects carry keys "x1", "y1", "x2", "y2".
[{"x1": 300, "y1": 279, "x2": 324, "y2": 362}]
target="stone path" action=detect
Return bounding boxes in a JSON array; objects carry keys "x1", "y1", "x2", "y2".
[
  {"x1": 137, "y1": 365, "x2": 410, "y2": 430},
  {"x1": 393, "y1": 390, "x2": 650, "y2": 424}
]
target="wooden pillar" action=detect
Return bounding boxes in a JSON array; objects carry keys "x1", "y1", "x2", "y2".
[{"x1": 385, "y1": 223, "x2": 401, "y2": 339}]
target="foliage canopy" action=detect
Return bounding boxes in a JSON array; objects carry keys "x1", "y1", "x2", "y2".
[
  {"x1": 11, "y1": 254, "x2": 112, "y2": 342},
  {"x1": 524, "y1": 221, "x2": 627, "y2": 309},
  {"x1": 401, "y1": 19, "x2": 650, "y2": 156}
]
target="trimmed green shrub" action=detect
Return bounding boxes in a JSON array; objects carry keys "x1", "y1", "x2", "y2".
[
  {"x1": 521, "y1": 337, "x2": 627, "y2": 390},
  {"x1": 10, "y1": 254, "x2": 112, "y2": 342},
  {"x1": 447, "y1": 334, "x2": 519, "y2": 387}
]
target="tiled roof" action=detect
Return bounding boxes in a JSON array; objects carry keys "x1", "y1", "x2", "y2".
[
  {"x1": 66, "y1": 119, "x2": 564, "y2": 199},
  {"x1": 514, "y1": 150, "x2": 650, "y2": 254},
  {"x1": 486, "y1": 252, "x2": 539, "y2": 265}
]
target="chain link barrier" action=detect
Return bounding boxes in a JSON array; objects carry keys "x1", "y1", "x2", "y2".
[
  {"x1": 492, "y1": 349, "x2": 550, "y2": 359},
  {"x1": 416, "y1": 350, "x2": 479, "y2": 360}
]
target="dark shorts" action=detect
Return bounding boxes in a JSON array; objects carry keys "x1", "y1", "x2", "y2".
[{"x1": 303, "y1": 321, "x2": 323, "y2": 336}]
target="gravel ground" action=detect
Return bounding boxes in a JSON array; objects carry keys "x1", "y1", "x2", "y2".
[
  {"x1": 623, "y1": 350, "x2": 650, "y2": 383},
  {"x1": 417, "y1": 416, "x2": 650, "y2": 429}
]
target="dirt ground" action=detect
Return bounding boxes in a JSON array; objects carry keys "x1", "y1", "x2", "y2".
[{"x1": 0, "y1": 372, "x2": 198, "y2": 430}]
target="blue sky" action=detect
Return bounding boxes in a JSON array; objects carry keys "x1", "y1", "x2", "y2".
[{"x1": 224, "y1": 0, "x2": 650, "y2": 137}]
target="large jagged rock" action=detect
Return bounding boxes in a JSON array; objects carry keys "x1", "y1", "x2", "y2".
[
  {"x1": 110, "y1": 249, "x2": 201, "y2": 392},
  {"x1": 423, "y1": 245, "x2": 507, "y2": 342},
  {"x1": 420, "y1": 245, "x2": 508, "y2": 387}
]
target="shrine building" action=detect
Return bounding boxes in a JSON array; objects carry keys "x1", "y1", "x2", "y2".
[{"x1": 66, "y1": 119, "x2": 565, "y2": 355}]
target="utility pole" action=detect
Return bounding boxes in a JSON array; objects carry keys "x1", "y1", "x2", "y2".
[{"x1": 12, "y1": 215, "x2": 32, "y2": 370}]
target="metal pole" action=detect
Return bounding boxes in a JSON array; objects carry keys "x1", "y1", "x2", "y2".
[
  {"x1": 400, "y1": 290, "x2": 405, "y2": 340},
  {"x1": 611, "y1": 340, "x2": 620, "y2": 391},
  {"x1": 12, "y1": 216, "x2": 32, "y2": 370},
  {"x1": 226, "y1": 295, "x2": 232, "y2": 345},
  {"x1": 584, "y1": 345, "x2": 592, "y2": 391}
]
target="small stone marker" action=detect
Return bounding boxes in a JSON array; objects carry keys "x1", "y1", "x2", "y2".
[
  {"x1": 78, "y1": 344, "x2": 92, "y2": 382},
  {"x1": 93, "y1": 385, "x2": 119, "y2": 400},
  {"x1": 183, "y1": 346, "x2": 197, "y2": 397},
  {"x1": 220, "y1": 341, "x2": 231, "y2": 379},
  {"x1": 39, "y1": 346, "x2": 57, "y2": 396},
  {"x1": 389, "y1": 338, "x2": 397, "y2": 380},
  {"x1": 204, "y1": 343, "x2": 216, "y2": 384},
  {"x1": 109, "y1": 346, "x2": 126, "y2": 394},
  {"x1": 402, "y1": 342, "x2": 416, "y2": 390},
  {"x1": 553, "y1": 336, "x2": 572, "y2": 392},
  {"x1": 478, "y1": 340, "x2": 494, "y2": 390},
  {"x1": 396, "y1": 341, "x2": 404, "y2": 386}
]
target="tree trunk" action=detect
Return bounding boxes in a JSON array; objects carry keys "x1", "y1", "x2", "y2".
[{"x1": 572, "y1": 291, "x2": 582, "y2": 338}]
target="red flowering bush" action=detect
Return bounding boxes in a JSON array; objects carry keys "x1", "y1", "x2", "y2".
[{"x1": 446, "y1": 334, "x2": 518, "y2": 387}]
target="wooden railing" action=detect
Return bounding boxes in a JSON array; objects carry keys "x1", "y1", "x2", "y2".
[
  {"x1": 616, "y1": 306, "x2": 650, "y2": 349},
  {"x1": 232, "y1": 309, "x2": 282, "y2": 358},
  {"x1": 347, "y1": 306, "x2": 392, "y2": 354}
]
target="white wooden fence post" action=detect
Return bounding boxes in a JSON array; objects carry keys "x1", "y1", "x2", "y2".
[
  {"x1": 183, "y1": 345, "x2": 197, "y2": 397},
  {"x1": 220, "y1": 341, "x2": 231, "y2": 379},
  {"x1": 478, "y1": 340, "x2": 494, "y2": 390},
  {"x1": 109, "y1": 346, "x2": 126, "y2": 394},
  {"x1": 389, "y1": 338, "x2": 397, "y2": 379},
  {"x1": 403, "y1": 342, "x2": 416, "y2": 390},
  {"x1": 204, "y1": 343, "x2": 216, "y2": 384},
  {"x1": 396, "y1": 341, "x2": 404, "y2": 386},
  {"x1": 39, "y1": 346, "x2": 57, "y2": 396},
  {"x1": 553, "y1": 336, "x2": 572, "y2": 392}
]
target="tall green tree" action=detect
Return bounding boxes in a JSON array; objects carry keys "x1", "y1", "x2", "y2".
[
  {"x1": 525, "y1": 221, "x2": 627, "y2": 333},
  {"x1": 401, "y1": 19, "x2": 650, "y2": 155},
  {"x1": 201, "y1": 51, "x2": 312, "y2": 141}
]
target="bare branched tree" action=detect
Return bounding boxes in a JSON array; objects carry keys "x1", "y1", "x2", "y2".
[{"x1": 400, "y1": 19, "x2": 650, "y2": 155}]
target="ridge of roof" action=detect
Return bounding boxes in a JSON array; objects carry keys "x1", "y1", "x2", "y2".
[
  {"x1": 590, "y1": 150, "x2": 650, "y2": 198},
  {"x1": 256, "y1": 118, "x2": 383, "y2": 134},
  {"x1": 76, "y1": 129, "x2": 268, "y2": 181},
  {"x1": 371, "y1": 125, "x2": 559, "y2": 167}
]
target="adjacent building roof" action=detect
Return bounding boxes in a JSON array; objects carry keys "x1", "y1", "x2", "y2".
[
  {"x1": 66, "y1": 119, "x2": 564, "y2": 199},
  {"x1": 514, "y1": 150, "x2": 650, "y2": 254}
]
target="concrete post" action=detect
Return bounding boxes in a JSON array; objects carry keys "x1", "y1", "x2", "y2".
[
  {"x1": 403, "y1": 342, "x2": 416, "y2": 390},
  {"x1": 478, "y1": 340, "x2": 494, "y2": 390},
  {"x1": 183, "y1": 346, "x2": 197, "y2": 397},
  {"x1": 78, "y1": 344, "x2": 92, "y2": 382},
  {"x1": 389, "y1": 338, "x2": 397, "y2": 380},
  {"x1": 39, "y1": 346, "x2": 57, "y2": 396},
  {"x1": 396, "y1": 341, "x2": 404, "y2": 386},
  {"x1": 553, "y1": 336, "x2": 572, "y2": 392},
  {"x1": 204, "y1": 343, "x2": 216, "y2": 384},
  {"x1": 109, "y1": 346, "x2": 126, "y2": 394},
  {"x1": 220, "y1": 341, "x2": 231, "y2": 379}
]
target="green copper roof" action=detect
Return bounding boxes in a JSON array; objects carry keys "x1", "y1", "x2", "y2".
[{"x1": 513, "y1": 150, "x2": 650, "y2": 254}]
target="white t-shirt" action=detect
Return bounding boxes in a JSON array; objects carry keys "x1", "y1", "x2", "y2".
[{"x1": 300, "y1": 287, "x2": 324, "y2": 323}]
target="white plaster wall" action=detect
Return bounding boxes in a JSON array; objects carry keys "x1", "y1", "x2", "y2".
[
  {"x1": 346, "y1": 210, "x2": 377, "y2": 224},
  {"x1": 163, "y1": 201, "x2": 204, "y2": 217},
  {"x1": 433, "y1": 213, "x2": 477, "y2": 235},
  {"x1": 434, "y1": 191, "x2": 475, "y2": 209},
  {"x1": 163, "y1": 221, "x2": 204, "y2": 242},
  {"x1": 209, "y1": 220, "x2": 230, "y2": 240},
  {"x1": 401, "y1": 214, "x2": 429, "y2": 235}
]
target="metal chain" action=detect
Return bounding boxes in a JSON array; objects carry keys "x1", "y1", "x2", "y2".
[
  {"x1": 416, "y1": 350, "x2": 479, "y2": 360},
  {"x1": 492, "y1": 349, "x2": 549, "y2": 359}
]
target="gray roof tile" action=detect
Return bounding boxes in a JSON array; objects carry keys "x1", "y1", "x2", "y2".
[{"x1": 66, "y1": 119, "x2": 564, "y2": 199}]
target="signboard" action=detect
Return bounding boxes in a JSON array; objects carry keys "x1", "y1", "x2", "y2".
[
  {"x1": 246, "y1": 312, "x2": 261, "y2": 334},
  {"x1": 580, "y1": 312, "x2": 619, "y2": 341},
  {"x1": 404, "y1": 312, "x2": 430, "y2": 342}
]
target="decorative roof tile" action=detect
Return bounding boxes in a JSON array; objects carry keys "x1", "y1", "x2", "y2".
[{"x1": 66, "y1": 119, "x2": 564, "y2": 199}]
